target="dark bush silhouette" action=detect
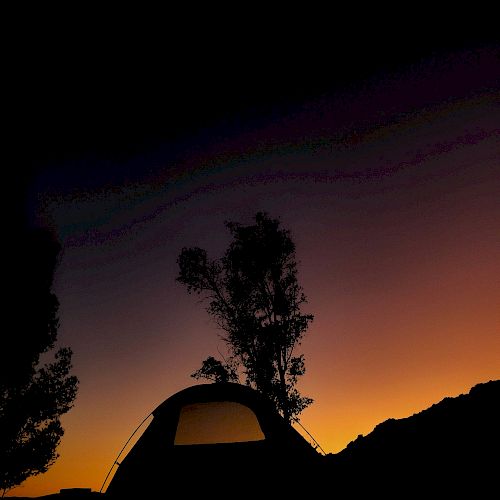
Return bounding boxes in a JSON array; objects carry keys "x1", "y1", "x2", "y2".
[{"x1": 1, "y1": 228, "x2": 79, "y2": 496}]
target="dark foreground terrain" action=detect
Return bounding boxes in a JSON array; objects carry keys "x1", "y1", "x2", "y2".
[
  {"x1": 10, "y1": 380, "x2": 500, "y2": 498},
  {"x1": 326, "y1": 379, "x2": 500, "y2": 495}
]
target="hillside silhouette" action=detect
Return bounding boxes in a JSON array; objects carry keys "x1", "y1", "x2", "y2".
[{"x1": 326, "y1": 380, "x2": 500, "y2": 495}]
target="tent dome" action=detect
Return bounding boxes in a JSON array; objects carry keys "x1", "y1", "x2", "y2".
[{"x1": 106, "y1": 383, "x2": 320, "y2": 497}]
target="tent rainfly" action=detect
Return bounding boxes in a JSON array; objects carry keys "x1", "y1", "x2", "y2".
[{"x1": 106, "y1": 383, "x2": 321, "y2": 497}]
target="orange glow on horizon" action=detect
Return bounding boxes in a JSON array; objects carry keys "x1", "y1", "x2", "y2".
[{"x1": 10, "y1": 88, "x2": 500, "y2": 497}]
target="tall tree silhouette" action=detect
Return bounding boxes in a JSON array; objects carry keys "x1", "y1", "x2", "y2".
[
  {"x1": 177, "y1": 212, "x2": 313, "y2": 423},
  {"x1": 1, "y1": 227, "x2": 78, "y2": 496}
]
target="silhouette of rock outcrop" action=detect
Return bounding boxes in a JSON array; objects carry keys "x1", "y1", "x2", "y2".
[{"x1": 326, "y1": 380, "x2": 500, "y2": 495}]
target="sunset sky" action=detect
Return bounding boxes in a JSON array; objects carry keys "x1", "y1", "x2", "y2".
[{"x1": 11, "y1": 35, "x2": 499, "y2": 496}]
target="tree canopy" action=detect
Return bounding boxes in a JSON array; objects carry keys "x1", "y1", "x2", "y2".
[
  {"x1": 177, "y1": 212, "x2": 313, "y2": 423},
  {"x1": 1, "y1": 228, "x2": 78, "y2": 496}
]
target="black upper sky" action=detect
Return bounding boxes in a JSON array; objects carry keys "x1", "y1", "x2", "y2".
[
  {"x1": 15, "y1": 30, "x2": 497, "y2": 176},
  {"x1": 8, "y1": 27, "x2": 499, "y2": 246}
]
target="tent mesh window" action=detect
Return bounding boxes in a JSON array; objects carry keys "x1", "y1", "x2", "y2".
[{"x1": 174, "y1": 401, "x2": 265, "y2": 445}]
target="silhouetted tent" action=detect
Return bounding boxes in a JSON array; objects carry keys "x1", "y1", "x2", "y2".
[{"x1": 106, "y1": 383, "x2": 321, "y2": 497}]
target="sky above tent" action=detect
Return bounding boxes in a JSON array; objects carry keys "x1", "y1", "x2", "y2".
[{"x1": 11, "y1": 34, "x2": 500, "y2": 496}]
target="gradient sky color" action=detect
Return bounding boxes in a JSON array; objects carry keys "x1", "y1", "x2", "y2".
[{"x1": 11, "y1": 45, "x2": 499, "y2": 496}]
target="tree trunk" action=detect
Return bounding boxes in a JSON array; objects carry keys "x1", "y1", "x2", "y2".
[{"x1": 276, "y1": 354, "x2": 289, "y2": 424}]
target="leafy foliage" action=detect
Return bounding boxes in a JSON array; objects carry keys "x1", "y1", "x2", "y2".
[
  {"x1": 177, "y1": 212, "x2": 313, "y2": 423},
  {"x1": 1, "y1": 229, "x2": 78, "y2": 495},
  {"x1": 191, "y1": 356, "x2": 239, "y2": 383}
]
